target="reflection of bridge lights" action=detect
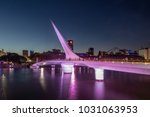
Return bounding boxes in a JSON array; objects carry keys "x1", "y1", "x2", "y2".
[
  {"x1": 51, "y1": 68, "x2": 55, "y2": 78},
  {"x1": 40, "y1": 68, "x2": 44, "y2": 79},
  {"x1": 40, "y1": 68, "x2": 46, "y2": 90},
  {"x1": 8, "y1": 68, "x2": 14, "y2": 78},
  {"x1": 79, "y1": 67, "x2": 81, "y2": 73},
  {"x1": 1, "y1": 74, "x2": 6, "y2": 79},
  {"x1": 9, "y1": 68, "x2": 14, "y2": 73},
  {"x1": 51, "y1": 67, "x2": 55, "y2": 71},
  {"x1": 95, "y1": 68, "x2": 104, "y2": 80},
  {"x1": 51, "y1": 65, "x2": 55, "y2": 71},
  {"x1": 94, "y1": 82, "x2": 104, "y2": 99},
  {"x1": 1, "y1": 73, "x2": 7, "y2": 98},
  {"x1": 69, "y1": 67, "x2": 77, "y2": 99},
  {"x1": 71, "y1": 67, "x2": 75, "y2": 82}
]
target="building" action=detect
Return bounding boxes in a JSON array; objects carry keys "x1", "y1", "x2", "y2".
[
  {"x1": 22, "y1": 50, "x2": 28, "y2": 57},
  {"x1": 30, "y1": 50, "x2": 34, "y2": 56},
  {"x1": 0, "y1": 49, "x2": 6, "y2": 57},
  {"x1": 88, "y1": 47, "x2": 94, "y2": 56},
  {"x1": 67, "y1": 40, "x2": 73, "y2": 50},
  {"x1": 138, "y1": 48, "x2": 150, "y2": 60},
  {"x1": 98, "y1": 51, "x2": 108, "y2": 58},
  {"x1": 52, "y1": 49, "x2": 61, "y2": 54}
]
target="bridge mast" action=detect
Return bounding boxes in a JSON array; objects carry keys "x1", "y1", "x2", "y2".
[{"x1": 51, "y1": 21, "x2": 80, "y2": 60}]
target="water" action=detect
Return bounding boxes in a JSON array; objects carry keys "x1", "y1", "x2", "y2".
[{"x1": 0, "y1": 66, "x2": 150, "y2": 100}]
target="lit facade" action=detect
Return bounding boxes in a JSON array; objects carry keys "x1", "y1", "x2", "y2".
[
  {"x1": 67, "y1": 40, "x2": 74, "y2": 50},
  {"x1": 22, "y1": 50, "x2": 28, "y2": 57},
  {"x1": 88, "y1": 47, "x2": 94, "y2": 56},
  {"x1": 0, "y1": 49, "x2": 6, "y2": 57},
  {"x1": 138, "y1": 48, "x2": 150, "y2": 60},
  {"x1": 30, "y1": 50, "x2": 34, "y2": 56}
]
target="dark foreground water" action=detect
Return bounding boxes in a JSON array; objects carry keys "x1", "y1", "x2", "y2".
[{"x1": 0, "y1": 66, "x2": 150, "y2": 100}]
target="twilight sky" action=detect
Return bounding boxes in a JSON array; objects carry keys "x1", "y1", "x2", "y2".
[{"x1": 0, "y1": 0, "x2": 150, "y2": 54}]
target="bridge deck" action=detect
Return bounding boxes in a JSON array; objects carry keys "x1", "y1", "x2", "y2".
[{"x1": 31, "y1": 60, "x2": 150, "y2": 75}]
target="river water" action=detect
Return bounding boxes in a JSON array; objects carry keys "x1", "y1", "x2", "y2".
[{"x1": 0, "y1": 66, "x2": 150, "y2": 100}]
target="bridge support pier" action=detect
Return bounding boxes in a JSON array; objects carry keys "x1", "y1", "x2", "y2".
[
  {"x1": 61, "y1": 63, "x2": 74, "y2": 74},
  {"x1": 94, "y1": 68, "x2": 104, "y2": 81},
  {"x1": 51, "y1": 65, "x2": 55, "y2": 68}
]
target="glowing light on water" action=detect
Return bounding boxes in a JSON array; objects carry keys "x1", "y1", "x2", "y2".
[
  {"x1": 40, "y1": 68, "x2": 46, "y2": 90},
  {"x1": 79, "y1": 67, "x2": 81, "y2": 73},
  {"x1": 9, "y1": 68, "x2": 14, "y2": 73},
  {"x1": 51, "y1": 65, "x2": 55, "y2": 71},
  {"x1": 40, "y1": 68, "x2": 44, "y2": 79},
  {"x1": 59, "y1": 70, "x2": 72, "y2": 99},
  {"x1": 51, "y1": 67, "x2": 55, "y2": 78},
  {"x1": 71, "y1": 67, "x2": 75, "y2": 82},
  {"x1": 69, "y1": 67, "x2": 77, "y2": 99},
  {"x1": 8, "y1": 68, "x2": 14, "y2": 78},
  {"x1": 94, "y1": 82, "x2": 104, "y2": 99},
  {"x1": 1, "y1": 73, "x2": 7, "y2": 98},
  {"x1": 1, "y1": 74, "x2": 6, "y2": 79}
]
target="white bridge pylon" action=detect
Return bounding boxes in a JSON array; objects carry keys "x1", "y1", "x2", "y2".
[
  {"x1": 51, "y1": 21, "x2": 80, "y2": 60},
  {"x1": 31, "y1": 21, "x2": 150, "y2": 80}
]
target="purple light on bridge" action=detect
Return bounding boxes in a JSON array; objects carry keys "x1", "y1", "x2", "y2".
[
  {"x1": 30, "y1": 21, "x2": 150, "y2": 80},
  {"x1": 51, "y1": 21, "x2": 80, "y2": 60}
]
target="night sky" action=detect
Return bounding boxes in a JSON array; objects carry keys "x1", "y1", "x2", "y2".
[{"x1": 0, "y1": 0, "x2": 150, "y2": 54}]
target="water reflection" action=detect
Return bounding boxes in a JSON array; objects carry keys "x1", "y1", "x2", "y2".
[
  {"x1": 59, "y1": 72, "x2": 71, "y2": 99},
  {"x1": 0, "y1": 67, "x2": 150, "y2": 100},
  {"x1": 69, "y1": 67, "x2": 77, "y2": 99},
  {"x1": 59, "y1": 67, "x2": 77, "y2": 99},
  {"x1": 78, "y1": 67, "x2": 81, "y2": 74},
  {"x1": 51, "y1": 67, "x2": 55, "y2": 78},
  {"x1": 59, "y1": 72, "x2": 64, "y2": 99},
  {"x1": 40, "y1": 68, "x2": 46, "y2": 91},
  {"x1": 94, "y1": 82, "x2": 104, "y2": 99},
  {"x1": 59, "y1": 67, "x2": 104, "y2": 99},
  {"x1": 0, "y1": 73, "x2": 7, "y2": 99},
  {"x1": 9, "y1": 68, "x2": 14, "y2": 74}
]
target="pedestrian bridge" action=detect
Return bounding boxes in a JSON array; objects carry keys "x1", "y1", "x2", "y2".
[
  {"x1": 31, "y1": 21, "x2": 150, "y2": 80},
  {"x1": 31, "y1": 60, "x2": 150, "y2": 80}
]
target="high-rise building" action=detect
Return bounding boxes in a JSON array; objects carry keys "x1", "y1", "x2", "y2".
[
  {"x1": 0, "y1": 49, "x2": 6, "y2": 56},
  {"x1": 67, "y1": 40, "x2": 73, "y2": 50},
  {"x1": 30, "y1": 50, "x2": 34, "y2": 56},
  {"x1": 88, "y1": 47, "x2": 94, "y2": 56},
  {"x1": 22, "y1": 50, "x2": 28, "y2": 57},
  {"x1": 52, "y1": 49, "x2": 61, "y2": 54},
  {"x1": 138, "y1": 48, "x2": 150, "y2": 60}
]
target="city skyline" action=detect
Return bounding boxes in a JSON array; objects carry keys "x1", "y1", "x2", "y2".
[{"x1": 0, "y1": 0, "x2": 150, "y2": 54}]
